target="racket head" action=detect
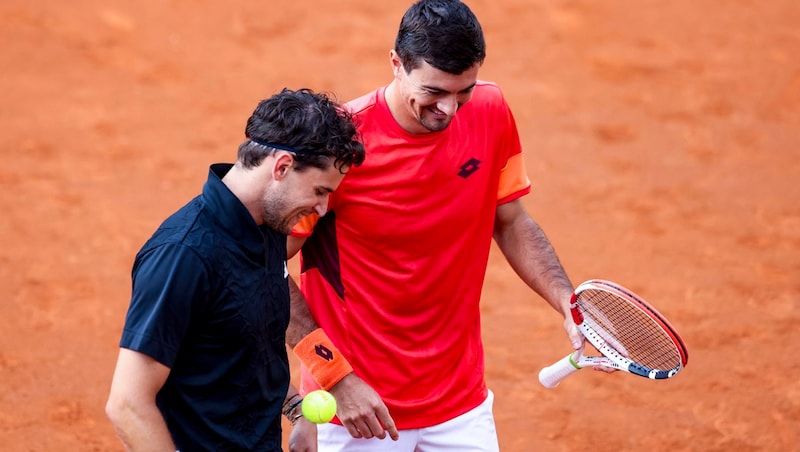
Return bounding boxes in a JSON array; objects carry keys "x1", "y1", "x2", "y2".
[{"x1": 571, "y1": 279, "x2": 689, "y2": 379}]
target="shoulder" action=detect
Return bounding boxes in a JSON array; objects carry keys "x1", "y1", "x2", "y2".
[
  {"x1": 470, "y1": 81, "x2": 509, "y2": 109},
  {"x1": 135, "y1": 236, "x2": 208, "y2": 277},
  {"x1": 455, "y1": 81, "x2": 515, "y2": 127},
  {"x1": 345, "y1": 88, "x2": 381, "y2": 116},
  {"x1": 138, "y1": 198, "x2": 213, "y2": 261}
]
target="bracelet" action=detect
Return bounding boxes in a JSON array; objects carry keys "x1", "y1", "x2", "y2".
[
  {"x1": 282, "y1": 394, "x2": 300, "y2": 412},
  {"x1": 293, "y1": 328, "x2": 353, "y2": 390},
  {"x1": 283, "y1": 397, "x2": 303, "y2": 419},
  {"x1": 289, "y1": 412, "x2": 304, "y2": 425}
]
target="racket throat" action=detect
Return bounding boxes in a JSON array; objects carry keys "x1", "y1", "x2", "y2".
[
  {"x1": 568, "y1": 353, "x2": 582, "y2": 370},
  {"x1": 568, "y1": 346, "x2": 586, "y2": 370}
]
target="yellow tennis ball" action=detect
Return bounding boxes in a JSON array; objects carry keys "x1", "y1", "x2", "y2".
[{"x1": 301, "y1": 390, "x2": 337, "y2": 424}]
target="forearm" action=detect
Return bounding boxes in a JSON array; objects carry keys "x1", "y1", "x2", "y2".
[
  {"x1": 286, "y1": 275, "x2": 355, "y2": 391},
  {"x1": 286, "y1": 276, "x2": 320, "y2": 348},
  {"x1": 494, "y1": 211, "x2": 573, "y2": 316}
]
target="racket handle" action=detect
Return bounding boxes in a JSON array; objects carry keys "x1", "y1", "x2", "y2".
[{"x1": 538, "y1": 353, "x2": 581, "y2": 388}]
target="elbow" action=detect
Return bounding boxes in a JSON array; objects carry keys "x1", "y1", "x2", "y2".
[
  {"x1": 105, "y1": 394, "x2": 136, "y2": 451},
  {"x1": 105, "y1": 394, "x2": 119, "y2": 425},
  {"x1": 105, "y1": 392, "x2": 127, "y2": 428}
]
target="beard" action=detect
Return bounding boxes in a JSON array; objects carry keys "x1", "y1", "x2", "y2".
[
  {"x1": 418, "y1": 107, "x2": 455, "y2": 132},
  {"x1": 261, "y1": 190, "x2": 293, "y2": 235},
  {"x1": 420, "y1": 115, "x2": 451, "y2": 132}
]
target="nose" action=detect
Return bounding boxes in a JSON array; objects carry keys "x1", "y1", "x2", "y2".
[
  {"x1": 436, "y1": 96, "x2": 458, "y2": 116},
  {"x1": 314, "y1": 198, "x2": 328, "y2": 217}
]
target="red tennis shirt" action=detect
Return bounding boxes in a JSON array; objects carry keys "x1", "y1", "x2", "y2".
[{"x1": 293, "y1": 82, "x2": 531, "y2": 428}]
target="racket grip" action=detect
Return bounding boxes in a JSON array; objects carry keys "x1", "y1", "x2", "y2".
[{"x1": 538, "y1": 353, "x2": 581, "y2": 388}]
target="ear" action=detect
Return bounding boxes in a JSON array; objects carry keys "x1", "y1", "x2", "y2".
[
  {"x1": 390, "y1": 49, "x2": 403, "y2": 79},
  {"x1": 272, "y1": 152, "x2": 294, "y2": 181}
]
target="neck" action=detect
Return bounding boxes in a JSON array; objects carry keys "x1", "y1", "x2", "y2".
[
  {"x1": 221, "y1": 163, "x2": 265, "y2": 224},
  {"x1": 384, "y1": 82, "x2": 427, "y2": 135}
]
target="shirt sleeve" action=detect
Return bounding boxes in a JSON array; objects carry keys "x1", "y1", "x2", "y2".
[
  {"x1": 291, "y1": 213, "x2": 321, "y2": 238},
  {"x1": 498, "y1": 152, "x2": 531, "y2": 204},
  {"x1": 120, "y1": 242, "x2": 210, "y2": 367},
  {"x1": 495, "y1": 95, "x2": 532, "y2": 204}
]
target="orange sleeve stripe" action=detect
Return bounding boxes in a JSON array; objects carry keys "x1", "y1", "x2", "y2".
[
  {"x1": 497, "y1": 152, "x2": 531, "y2": 204},
  {"x1": 291, "y1": 213, "x2": 320, "y2": 238}
]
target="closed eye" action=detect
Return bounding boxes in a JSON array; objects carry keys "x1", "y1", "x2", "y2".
[
  {"x1": 422, "y1": 83, "x2": 476, "y2": 96},
  {"x1": 316, "y1": 186, "x2": 335, "y2": 197}
]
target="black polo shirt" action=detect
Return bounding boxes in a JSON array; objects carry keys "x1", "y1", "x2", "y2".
[{"x1": 120, "y1": 163, "x2": 290, "y2": 451}]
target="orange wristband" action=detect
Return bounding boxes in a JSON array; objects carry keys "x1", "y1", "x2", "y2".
[{"x1": 293, "y1": 328, "x2": 353, "y2": 390}]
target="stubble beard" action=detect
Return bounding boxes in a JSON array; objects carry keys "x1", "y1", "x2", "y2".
[
  {"x1": 419, "y1": 107, "x2": 454, "y2": 132},
  {"x1": 261, "y1": 191, "x2": 292, "y2": 235}
]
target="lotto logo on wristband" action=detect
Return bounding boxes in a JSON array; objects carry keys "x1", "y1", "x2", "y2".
[
  {"x1": 294, "y1": 328, "x2": 354, "y2": 390},
  {"x1": 315, "y1": 344, "x2": 334, "y2": 361}
]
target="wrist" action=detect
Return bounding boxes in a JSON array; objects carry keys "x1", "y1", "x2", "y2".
[
  {"x1": 283, "y1": 395, "x2": 304, "y2": 424},
  {"x1": 293, "y1": 328, "x2": 354, "y2": 390}
]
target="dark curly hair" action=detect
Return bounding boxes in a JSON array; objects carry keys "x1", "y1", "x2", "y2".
[
  {"x1": 239, "y1": 88, "x2": 365, "y2": 173},
  {"x1": 395, "y1": 0, "x2": 486, "y2": 75}
]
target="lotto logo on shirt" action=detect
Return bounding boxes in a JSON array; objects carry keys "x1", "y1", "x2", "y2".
[{"x1": 458, "y1": 158, "x2": 481, "y2": 178}]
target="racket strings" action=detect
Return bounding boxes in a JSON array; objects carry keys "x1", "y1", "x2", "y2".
[{"x1": 579, "y1": 290, "x2": 681, "y2": 370}]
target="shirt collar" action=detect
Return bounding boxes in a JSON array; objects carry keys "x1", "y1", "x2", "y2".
[{"x1": 203, "y1": 163, "x2": 265, "y2": 255}]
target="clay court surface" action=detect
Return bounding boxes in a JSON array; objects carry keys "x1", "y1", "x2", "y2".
[{"x1": 1, "y1": 0, "x2": 798, "y2": 450}]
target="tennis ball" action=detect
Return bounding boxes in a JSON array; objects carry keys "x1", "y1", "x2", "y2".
[{"x1": 301, "y1": 390, "x2": 337, "y2": 424}]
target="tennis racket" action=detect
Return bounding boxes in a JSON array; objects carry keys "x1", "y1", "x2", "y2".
[{"x1": 538, "y1": 279, "x2": 688, "y2": 388}]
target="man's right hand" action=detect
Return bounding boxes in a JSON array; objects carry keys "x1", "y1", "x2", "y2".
[{"x1": 328, "y1": 373, "x2": 399, "y2": 441}]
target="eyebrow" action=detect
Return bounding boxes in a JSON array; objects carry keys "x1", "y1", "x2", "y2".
[{"x1": 421, "y1": 82, "x2": 477, "y2": 94}]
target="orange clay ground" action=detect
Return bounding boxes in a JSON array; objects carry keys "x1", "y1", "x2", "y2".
[{"x1": 1, "y1": 1, "x2": 798, "y2": 450}]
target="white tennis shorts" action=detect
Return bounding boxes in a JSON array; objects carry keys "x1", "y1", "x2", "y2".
[{"x1": 316, "y1": 390, "x2": 499, "y2": 452}]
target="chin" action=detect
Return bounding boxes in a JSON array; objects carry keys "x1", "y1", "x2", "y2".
[{"x1": 423, "y1": 120, "x2": 450, "y2": 132}]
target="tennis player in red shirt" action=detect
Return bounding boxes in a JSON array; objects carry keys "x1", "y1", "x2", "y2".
[{"x1": 286, "y1": 1, "x2": 593, "y2": 450}]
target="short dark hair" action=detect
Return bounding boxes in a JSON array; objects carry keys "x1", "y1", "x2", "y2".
[
  {"x1": 239, "y1": 88, "x2": 365, "y2": 173},
  {"x1": 394, "y1": 0, "x2": 486, "y2": 75}
]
